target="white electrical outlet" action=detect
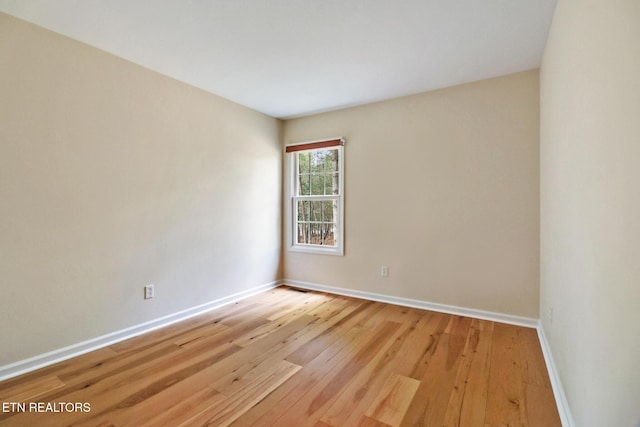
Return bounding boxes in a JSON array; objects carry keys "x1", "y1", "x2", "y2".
[
  {"x1": 548, "y1": 307, "x2": 554, "y2": 324},
  {"x1": 144, "y1": 284, "x2": 155, "y2": 299},
  {"x1": 381, "y1": 266, "x2": 389, "y2": 277}
]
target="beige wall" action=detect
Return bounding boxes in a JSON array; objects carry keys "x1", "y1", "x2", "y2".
[
  {"x1": 283, "y1": 71, "x2": 540, "y2": 317},
  {"x1": 540, "y1": 1, "x2": 640, "y2": 425},
  {"x1": 0, "y1": 13, "x2": 282, "y2": 366}
]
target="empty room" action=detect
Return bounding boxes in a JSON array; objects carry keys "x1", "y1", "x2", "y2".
[{"x1": 0, "y1": 1, "x2": 638, "y2": 426}]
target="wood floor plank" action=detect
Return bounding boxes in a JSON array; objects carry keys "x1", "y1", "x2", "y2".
[
  {"x1": 0, "y1": 287, "x2": 561, "y2": 427},
  {"x1": 442, "y1": 319, "x2": 492, "y2": 427},
  {"x1": 284, "y1": 300, "x2": 381, "y2": 366},
  {"x1": 107, "y1": 303, "x2": 248, "y2": 353},
  {"x1": 176, "y1": 360, "x2": 301, "y2": 427},
  {"x1": 265, "y1": 290, "x2": 329, "y2": 322},
  {"x1": 172, "y1": 322, "x2": 229, "y2": 347},
  {"x1": 524, "y1": 383, "x2": 561, "y2": 427},
  {"x1": 269, "y1": 321, "x2": 402, "y2": 426},
  {"x1": 227, "y1": 301, "x2": 386, "y2": 426},
  {"x1": 70, "y1": 343, "x2": 242, "y2": 427},
  {"x1": 239, "y1": 305, "x2": 398, "y2": 427},
  {"x1": 484, "y1": 323, "x2": 527, "y2": 426},
  {"x1": 305, "y1": 294, "x2": 353, "y2": 319},
  {"x1": 0, "y1": 347, "x2": 118, "y2": 391},
  {"x1": 232, "y1": 295, "x2": 353, "y2": 348},
  {"x1": 57, "y1": 315, "x2": 263, "y2": 395},
  {"x1": 203, "y1": 312, "x2": 317, "y2": 373},
  {"x1": 228, "y1": 325, "x2": 373, "y2": 427},
  {"x1": 364, "y1": 373, "x2": 420, "y2": 426},
  {"x1": 356, "y1": 415, "x2": 394, "y2": 427},
  {"x1": 518, "y1": 327, "x2": 552, "y2": 388},
  {"x1": 2, "y1": 342, "x2": 240, "y2": 426},
  {"x1": 399, "y1": 317, "x2": 471, "y2": 427},
  {"x1": 0, "y1": 375, "x2": 65, "y2": 403},
  {"x1": 404, "y1": 312, "x2": 452, "y2": 380},
  {"x1": 136, "y1": 386, "x2": 220, "y2": 427},
  {"x1": 319, "y1": 308, "x2": 426, "y2": 426},
  {"x1": 217, "y1": 303, "x2": 278, "y2": 328}
]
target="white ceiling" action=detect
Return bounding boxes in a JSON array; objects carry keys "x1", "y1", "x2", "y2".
[{"x1": 0, "y1": 0, "x2": 557, "y2": 119}]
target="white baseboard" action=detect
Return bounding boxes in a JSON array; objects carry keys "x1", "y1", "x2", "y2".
[
  {"x1": 537, "y1": 323, "x2": 575, "y2": 427},
  {"x1": 0, "y1": 280, "x2": 279, "y2": 382},
  {"x1": 281, "y1": 279, "x2": 538, "y2": 328}
]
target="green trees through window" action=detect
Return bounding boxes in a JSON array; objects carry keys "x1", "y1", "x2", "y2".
[{"x1": 295, "y1": 149, "x2": 340, "y2": 247}]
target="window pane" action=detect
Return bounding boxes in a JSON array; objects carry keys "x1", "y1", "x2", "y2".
[
  {"x1": 297, "y1": 200, "x2": 309, "y2": 222},
  {"x1": 310, "y1": 222, "x2": 322, "y2": 245},
  {"x1": 297, "y1": 201, "x2": 339, "y2": 245},
  {"x1": 310, "y1": 149, "x2": 339, "y2": 173},
  {"x1": 310, "y1": 174, "x2": 323, "y2": 195},
  {"x1": 295, "y1": 199, "x2": 339, "y2": 247},
  {"x1": 298, "y1": 152, "x2": 310, "y2": 174},
  {"x1": 298, "y1": 174, "x2": 310, "y2": 196},
  {"x1": 327, "y1": 149, "x2": 340, "y2": 172},
  {"x1": 309, "y1": 200, "x2": 322, "y2": 222},
  {"x1": 324, "y1": 172, "x2": 339, "y2": 195},
  {"x1": 329, "y1": 149, "x2": 339, "y2": 172},
  {"x1": 310, "y1": 150, "x2": 324, "y2": 173},
  {"x1": 297, "y1": 222, "x2": 309, "y2": 244},
  {"x1": 322, "y1": 222, "x2": 336, "y2": 246},
  {"x1": 297, "y1": 152, "x2": 311, "y2": 195},
  {"x1": 321, "y1": 200, "x2": 336, "y2": 222},
  {"x1": 296, "y1": 149, "x2": 340, "y2": 196}
]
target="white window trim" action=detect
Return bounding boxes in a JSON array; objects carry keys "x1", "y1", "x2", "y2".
[{"x1": 286, "y1": 142, "x2": 344, "y2": 256}]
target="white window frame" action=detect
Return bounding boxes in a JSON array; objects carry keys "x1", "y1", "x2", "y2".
[{"x1": 287, "y1": 140, "x2": 344, "y2": 256}]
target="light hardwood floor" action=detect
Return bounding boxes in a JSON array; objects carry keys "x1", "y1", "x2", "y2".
[{"x1": 0, "y1": 286, "x2": 561, "y2": 426}]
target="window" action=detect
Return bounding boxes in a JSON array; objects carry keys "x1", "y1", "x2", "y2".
[{"x1": 286, "y1": 138, "x2": 344, "y2": 255}]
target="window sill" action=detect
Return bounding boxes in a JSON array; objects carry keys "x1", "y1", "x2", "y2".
[{"x1": 289, "y1": 244, "x2": 344, "y2": 256}]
